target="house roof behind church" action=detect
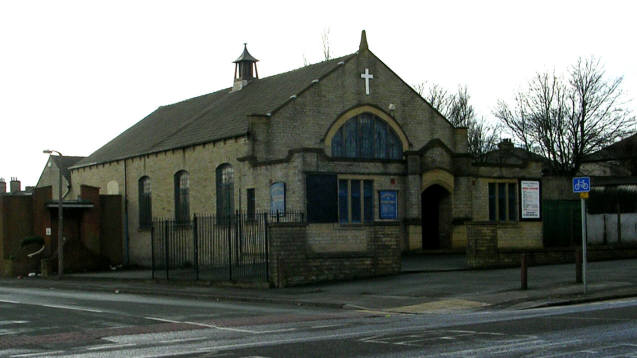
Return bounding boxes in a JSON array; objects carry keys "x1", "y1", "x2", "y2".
[
  {"x1": 52, "y1": 156, "x2": 85, "y2": 182},
  {"x1": 75, "y1": 53, "x2": 356, "y2": 168},
  {"x1": 584, "y1": 132, "x2": 637, "y2": 162}
]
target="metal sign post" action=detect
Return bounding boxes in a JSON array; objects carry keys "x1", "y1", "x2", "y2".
[{"x1": 573, "y1": 177, "x2": 590, "y2": 294}]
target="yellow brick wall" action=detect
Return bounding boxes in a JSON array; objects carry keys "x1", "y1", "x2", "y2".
[
  {"x1": 306, "y1": 223, "x2": 369, "y2": 253},
  {"x1": 497, "y1": 222, "x2": 543, "y2": 249}
]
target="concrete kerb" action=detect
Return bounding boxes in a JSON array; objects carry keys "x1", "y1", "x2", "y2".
[{"x1": 0, "y1": 277, "x2": 347, "y2": 310}]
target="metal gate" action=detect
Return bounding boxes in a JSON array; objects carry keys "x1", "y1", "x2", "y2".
[
  {"x1": 542, "y1": 200, "x2": 581, "y2": 247},
  {"x1": 151, "y1": 211, "x2": 303, "y2": 282}
]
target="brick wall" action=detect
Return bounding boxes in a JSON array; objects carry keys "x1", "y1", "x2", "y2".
[{"x1": 268, "y1": 222, "x2": 401, "y2": 287}]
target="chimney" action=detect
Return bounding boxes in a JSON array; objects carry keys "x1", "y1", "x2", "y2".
[
  {"x1": 232, "y1": 43, "x2": 259, "y2": 92},
  {"x1": 10, "y1": 177, "x2": 21, "y2": 193},
  {"x1": 498, "y1": 138, "x2": 514, "y2": 151},
  {"x1": 0, "y1": 178, "x2": 5, "y2": 194}
]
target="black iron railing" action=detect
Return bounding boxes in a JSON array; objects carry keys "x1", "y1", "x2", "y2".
[{"x1": 151, "y1": 211, "x2": 304, "y2": 282}]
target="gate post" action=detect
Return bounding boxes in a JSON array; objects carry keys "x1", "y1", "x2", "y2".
[
  {"x1": 227, "y1": 214, "x2": 233, "y2": 281},
  {"x1": 193, "y1": 215, "x2": 199, "y2": 281}
]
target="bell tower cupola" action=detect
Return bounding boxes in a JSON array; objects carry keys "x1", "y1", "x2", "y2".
[{"x1": 232, "y1": 43, "x2": 259, "y2": 92}]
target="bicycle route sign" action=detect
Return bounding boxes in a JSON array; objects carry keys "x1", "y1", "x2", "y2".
[{"x1": 572, "y1": 177, "x2": 591, "y2": 193}]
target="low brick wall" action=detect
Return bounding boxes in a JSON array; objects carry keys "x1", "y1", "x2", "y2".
[
  {"x1": 268, "y1": 222, "x2": 401, "y2": 287},
  {"x1": 467, "y1": 220, "x2": 637, "y2": 268}
]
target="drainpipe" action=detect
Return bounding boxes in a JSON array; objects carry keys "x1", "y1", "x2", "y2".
[{"x1": 124, "y1": 160, "x2": 130, "y2": 265}]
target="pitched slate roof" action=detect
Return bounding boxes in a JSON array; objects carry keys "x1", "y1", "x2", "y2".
[
  {"x1": 584, "y1": 132, "x2": 637, "y2": 162},
  {"x1": 75, "y1": 53, "x2": 356, "y2": 167}
]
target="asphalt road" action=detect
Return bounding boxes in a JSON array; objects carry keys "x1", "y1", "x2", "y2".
[{"x1": 2, "y1": 285, "x2": 637, "y2": 357}]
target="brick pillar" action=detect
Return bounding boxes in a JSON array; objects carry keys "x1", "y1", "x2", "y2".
[
  {"x1": 405, "y1": 154, "x2": 421, "y2": 219},
  {"x1": 466, "y1": 222, "x2": 498, "y2": 268}
]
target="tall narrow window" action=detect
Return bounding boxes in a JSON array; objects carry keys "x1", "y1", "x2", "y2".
[
  {"x1": 174, "y1": 171, "x2": 190, "y2": 223},
  {"x1": 338, "y1": 180, "x2": 349, "y2": 224},
  {"x1": 488, "y1": 183, "x2": 496, "y2": 221},
  {"x1": 498, "y1": 183, "x2": 507, "y2": 221},
  {"x1": 508, "y1": 183, "x2": 518, "y2": 221},
  {"x1": 216, "y1": 164, "x2": 234, "y2": 218},
  {"x1": 247, "y1": 188, "x2": 255, "y2": 219},
  {"x1": 351, "y1": 180, "x2": 361, "y2": 223},
  {"x1": 138, "y1": 176, "x2": 152, "y2": 228},
  {"x1": 363, "y1": 180, "x2": 373, "y2": 223}
]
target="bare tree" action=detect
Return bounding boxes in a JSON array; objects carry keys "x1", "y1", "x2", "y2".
[
  {"x1": 495, "y1": 57, "x2": 635, "y2": 175},
  {"x1": 321, "y1": 28, "x2": 331, "y2": 61},
  {"x1": 416, "y1": 82, "x2": 499, "y2": 159}
]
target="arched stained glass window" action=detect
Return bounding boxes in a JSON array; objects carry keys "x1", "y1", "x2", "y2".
[
  {"x1": 331, "y1": 113, "x2": 403, "y2": 160},
  {"x1": 216, "y1": 164, "x2": 234, "y2": 218}
]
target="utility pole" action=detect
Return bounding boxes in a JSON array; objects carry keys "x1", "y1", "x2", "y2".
[{"x1": 44, "y1": 149, "x2": 64, "y2": 279}]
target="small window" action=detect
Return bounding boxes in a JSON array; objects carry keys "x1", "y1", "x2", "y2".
[
  {"x1": 174, "y1": 171, "x2": 190, "y2": 223},
  {"x1": 138, "y1": 176, "x2": 152, "y2": 228},
  {"x1": 338, "y1": 179, "x2": 374, "y2": 224},
  {"x1": 488, "y1": 181, "x2": 517, "y2": 222}
]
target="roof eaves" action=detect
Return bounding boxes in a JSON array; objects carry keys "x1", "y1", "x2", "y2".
[{"x1": 69, "y1": 133, "x2": 249, "y2": 170}]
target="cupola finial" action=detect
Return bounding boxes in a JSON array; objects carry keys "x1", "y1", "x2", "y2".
[{"x1": 232, "y1": 43, "x2": 259, "y2": 92}]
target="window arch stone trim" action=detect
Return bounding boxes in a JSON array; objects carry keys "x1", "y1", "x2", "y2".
[{"x1": 324, "y1": 105, "x2": 410, "y2": 156}]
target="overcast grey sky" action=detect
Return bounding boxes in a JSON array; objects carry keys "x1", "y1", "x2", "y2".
[{"x1": 2, "y1": 0, "x2": 636, "y2": 187}]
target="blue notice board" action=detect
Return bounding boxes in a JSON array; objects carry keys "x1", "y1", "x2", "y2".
[
  {"x1": 572, "y1": 177, "x2": 590, "y2": 193},
  {"x1": 270, "y1": 182, "x2": 286, "y2": 214},
  {"x1": 379, "y1": 190, "x2": 398, "y2": 220}
]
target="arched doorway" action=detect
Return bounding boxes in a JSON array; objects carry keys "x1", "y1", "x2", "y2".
[{"x1": 421, "y1": 184, "x2": 452, "y2": 250}]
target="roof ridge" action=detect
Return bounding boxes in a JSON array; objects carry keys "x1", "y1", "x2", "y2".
[{"x1": 149, "y1": 53, "x2": 358, "y2": 151}]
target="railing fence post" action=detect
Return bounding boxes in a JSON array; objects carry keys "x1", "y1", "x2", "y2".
[
  {"x1": 193, "y1": 215, "x2": 199, "y2": 281},
  {"x1": 151, "y1": 222, "x2": 155, "y2": 280}
]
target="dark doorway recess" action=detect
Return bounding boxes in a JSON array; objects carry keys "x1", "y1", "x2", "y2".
[{"x1": 421, "y1": 185, "x2": 451, "y2": 250}]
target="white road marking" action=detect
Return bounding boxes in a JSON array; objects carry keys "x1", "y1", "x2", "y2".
[
  {"x1": 40, "y1": 304, "x2": 103, "y2": 313},
  {"x1": 11, "y1": 351, "x2": 65, "y2": 357},
  {"x1": 144, "y1": 317, "x2": 183, "y2": 324},
  {"x1": 86, "y1": 343, "x2": 136, "y2": 351},
  {"x1": 158, "y1": 337, "x2": 207, "y2": 344},
  {"x1": 310, "y1": 324, "x2": 340, "y2": 329},
  {"x1": 0, "y1": 299, "x2": 20, "y2": 304},
  {"x1": 146, "y1": 317, "x2": 297, "y2": 334},
  {"x1": 0, "y1": 321, "x2": 28, "y2": 325}
]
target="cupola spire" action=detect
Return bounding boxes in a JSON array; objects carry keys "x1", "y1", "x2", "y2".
[{"x1": 232, "y1": 43, "x2": 259, "y2": 92}]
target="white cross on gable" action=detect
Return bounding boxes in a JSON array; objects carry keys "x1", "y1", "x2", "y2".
[{"x1": 361, "y1": 68, "x2": 374, "y2": 95}]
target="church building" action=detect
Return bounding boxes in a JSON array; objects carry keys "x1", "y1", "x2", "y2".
[{"x1": 70, "y1": 31, "x2": 544, "y2": 273}]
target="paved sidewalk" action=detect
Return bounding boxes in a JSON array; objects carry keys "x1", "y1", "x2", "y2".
[{"x1": 2, "y1": 258, "x2": 637, "y2": 313}]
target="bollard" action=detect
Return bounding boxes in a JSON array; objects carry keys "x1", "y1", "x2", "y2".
[
  {"x1": 575, "y1": 248, "x2": 582, "y2": 284},
  {"x1": 521, "y1": 253, "x2": 528, "y2": 290}
]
